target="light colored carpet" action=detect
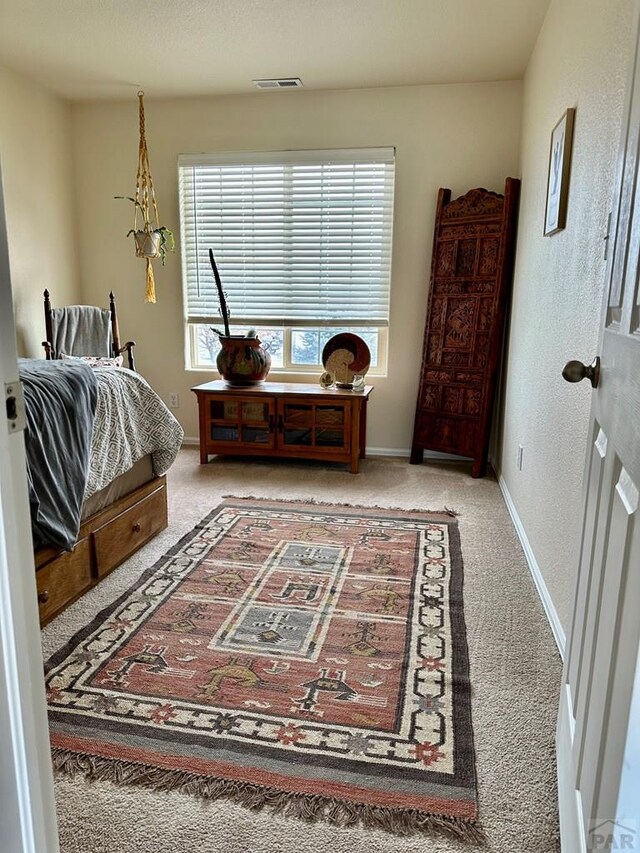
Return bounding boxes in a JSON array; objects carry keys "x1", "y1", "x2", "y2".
[{"x1": 42, "y1": 449, "x2": 562, "y2": 852}]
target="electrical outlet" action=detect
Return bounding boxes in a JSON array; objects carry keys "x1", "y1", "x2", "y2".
[
  {"x1": 517, "y1": 444, "x2": 524, "y2": 471},
  {"x1": 169, "y1": 392, "x2": 179, "y2": 409}
]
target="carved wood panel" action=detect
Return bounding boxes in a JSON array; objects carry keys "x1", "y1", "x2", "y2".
[{"x1": 411, "y1": 180, "x2": 520, "y2": 477}]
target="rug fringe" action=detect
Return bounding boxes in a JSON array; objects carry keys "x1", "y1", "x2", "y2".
[
  {"x1": 220, "y1": 495, "x2": 458, "y2": 517},
  {"x1": 51, "y1": 749, "x2": 483, "y2": 843}
]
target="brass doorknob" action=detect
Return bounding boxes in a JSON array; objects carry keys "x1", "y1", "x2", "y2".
[{"x1": 562, "y1": 356, "x2": 600, "y2": 388}]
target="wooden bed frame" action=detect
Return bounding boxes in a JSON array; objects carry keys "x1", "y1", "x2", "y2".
[
  {"x1": 42, "y1": 289, "x2": 137, "y2": 371},
  {"x1": 36, "y1": 475, "x2": 167, "y2": 627}
]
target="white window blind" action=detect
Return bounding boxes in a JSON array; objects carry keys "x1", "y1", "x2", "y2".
[{"x1": 178, "y1": 148, "x2": 395, "y2": 327}]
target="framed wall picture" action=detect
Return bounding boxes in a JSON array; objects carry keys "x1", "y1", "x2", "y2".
[{"x1": 544, "y1": 108, "x2": 575, "y2": 235}]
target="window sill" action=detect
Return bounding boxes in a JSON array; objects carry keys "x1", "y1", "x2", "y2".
[{"x1": 185, "y1": 366, "x2": 387, "y2": 380}]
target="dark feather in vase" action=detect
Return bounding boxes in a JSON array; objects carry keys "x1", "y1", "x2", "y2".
[{"x1": 208, "y1": 249, "x2": 230, "y2": 338}]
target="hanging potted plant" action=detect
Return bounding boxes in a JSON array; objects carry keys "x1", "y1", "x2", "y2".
[
  {"x1": 114, "y1": 197, "x2": 175, "y2": 263},
  {"x1": 208, "y1": 249, "x2": 271, "y2": 385},
  {"x1": 114, "y1": 91, "x2": 174, "y2": 303}
]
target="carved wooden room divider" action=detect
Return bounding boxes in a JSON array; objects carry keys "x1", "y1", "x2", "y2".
[{"x1": 410, "y1": 179, "x2": 520, "y2": 477}]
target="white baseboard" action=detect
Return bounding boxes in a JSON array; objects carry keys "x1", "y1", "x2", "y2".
[
  {"x1": 495, "y1": 471, "x2": 566, "y2": 659},
  {"x1": 366, "y1": 447, "x2": 470, "y2": 461},
  {"x1": 366, "y1": 446, "x2": 410, "y2": 457},
  {"x1": 182, "y1": 437, "x2": 468, "y2": 462}
]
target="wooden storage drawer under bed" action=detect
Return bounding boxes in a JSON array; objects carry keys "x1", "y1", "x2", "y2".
[
  {"x1": 93, "y1": 485, "x2": 167, "y2": 578},
  {"x1": 35, "y1": 475, "x2": 168, "y2": 627},
  {"x1": 36, "y1": 538, "x2": 92, "y2": 625}
]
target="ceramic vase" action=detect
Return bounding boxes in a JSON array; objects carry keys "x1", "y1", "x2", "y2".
[{"x1": 216, "y1": 336, "x2": 271, "y2": 385}]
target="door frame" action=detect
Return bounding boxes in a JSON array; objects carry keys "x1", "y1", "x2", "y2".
[{"x1": 0, "y1": 164, "x2": 59, "y2": 851}]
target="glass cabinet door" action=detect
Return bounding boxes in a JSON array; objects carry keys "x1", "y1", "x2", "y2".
[
  {"x1": 280, "y1": 403, "x2": 313, "y2": 446},
  {"x1": 240, "y1": 400, "x2": 273, "y2": 446},
  {"x1": 210, "y1": 399, "x2": 240, "y2": 443},
  {"x1": 207, "y1": 395, "x2": 275, "y2": 448},
  {"x1": 278, "y1": 399, "x2": 349, "y2": 452},
  {"x1": 315, "y1": 405, "x2": 347, "y2": 447}
]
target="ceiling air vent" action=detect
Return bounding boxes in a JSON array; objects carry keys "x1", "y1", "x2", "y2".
[{"x1": 253, "y1": 78, "x2": 303, "y2": 90}]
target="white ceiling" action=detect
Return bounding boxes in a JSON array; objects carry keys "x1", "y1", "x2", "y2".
[{"x1": 0, "y1": 0, "x2": 551, "y2": 101}]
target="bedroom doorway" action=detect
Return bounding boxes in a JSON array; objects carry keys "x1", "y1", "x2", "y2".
[{"x1": 0, "y1": 165, "x2": 59, "y2": 850}]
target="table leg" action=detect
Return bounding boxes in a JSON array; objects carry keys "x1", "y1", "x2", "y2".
[
  {"x1": 410, "y1": 446, "x2": 424, "y2": 465},
  {"x1": 359, "y1": 399, "x2": 367, "y2": 459},
  {"x1": 197, "y1": 395, "x2": 208, "y2": 464},
  {"x1": 350, "y1": 401, "x2": 361, "y2": 474}
]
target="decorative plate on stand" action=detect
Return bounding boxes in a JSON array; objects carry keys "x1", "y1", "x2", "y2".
[{"x1": 321, "y1": 333, "x2": 371, "y2": 389}]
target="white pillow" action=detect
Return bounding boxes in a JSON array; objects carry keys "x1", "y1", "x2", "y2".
[{"x1": 60, "y1": 353, "x2": 124, "y2": 368}]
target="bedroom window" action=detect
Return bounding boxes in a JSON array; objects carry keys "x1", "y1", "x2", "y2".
[{"x1": 178, "y1": 148, "x2": 395, "y2": 373}]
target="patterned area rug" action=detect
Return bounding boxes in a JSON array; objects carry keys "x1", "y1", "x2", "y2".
[{"x1": 46, "y1": 498, "x2": 481, "y2": 841}]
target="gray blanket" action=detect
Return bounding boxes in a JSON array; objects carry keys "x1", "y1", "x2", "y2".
[
  {"x1": 51, "y1": 306, "x2": 112, "y2": 358},
  {"x1": 19, "y1": 358, "x2": 98, "y2": 551}
]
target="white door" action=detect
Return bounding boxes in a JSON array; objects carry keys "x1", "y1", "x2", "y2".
[
  {"x1": 0, "y1": 166, "x2": 59, "y2": 849},
  {"x1": 557, "y1": 8, "x2": 640, "y2": 852}
]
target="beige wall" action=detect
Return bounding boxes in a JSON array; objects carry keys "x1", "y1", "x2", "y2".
[
  {"x1": 71, "y1": 82, "x2": 522, "y2": 447},
  {"x1": 0, "y1": 66, "x2": 80, "y2": 356},
  {"x1": 496, "y1": 0, "x2": 634, "y2": 633}
]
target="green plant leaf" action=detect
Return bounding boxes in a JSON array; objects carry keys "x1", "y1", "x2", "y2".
[
  {"x1": 155, "y1": 226, "x2": 175, "y2": 265},
  {"x1": 115, "y1": 195, "x2": 143, "y2": 209}
]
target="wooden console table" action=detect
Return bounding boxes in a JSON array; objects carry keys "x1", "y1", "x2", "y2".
[{"x1": 191, "y1": 380, "x2": 373, "y2": 474}]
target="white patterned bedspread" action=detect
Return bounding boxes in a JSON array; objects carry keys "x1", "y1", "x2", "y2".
[{"x1": 84, "y1": 367, "x2": 184, "y2": 498}]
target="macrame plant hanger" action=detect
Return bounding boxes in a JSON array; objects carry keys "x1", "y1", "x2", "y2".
[{"x1": 134, "y1": 90, "x2": 160, "y2": 303}]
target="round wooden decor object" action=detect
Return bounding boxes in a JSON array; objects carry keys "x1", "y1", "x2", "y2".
[{"x1": 322, "y1": 333, "x2": 371, "y2": 388}]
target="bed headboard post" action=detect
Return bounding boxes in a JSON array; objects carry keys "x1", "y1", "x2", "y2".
[
  {"x1": 43, "y1": 289, "x2": 54, "y2": 359},
  {"x1": 109, "y1": 291, "x2": 121, "y2": 358}
]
